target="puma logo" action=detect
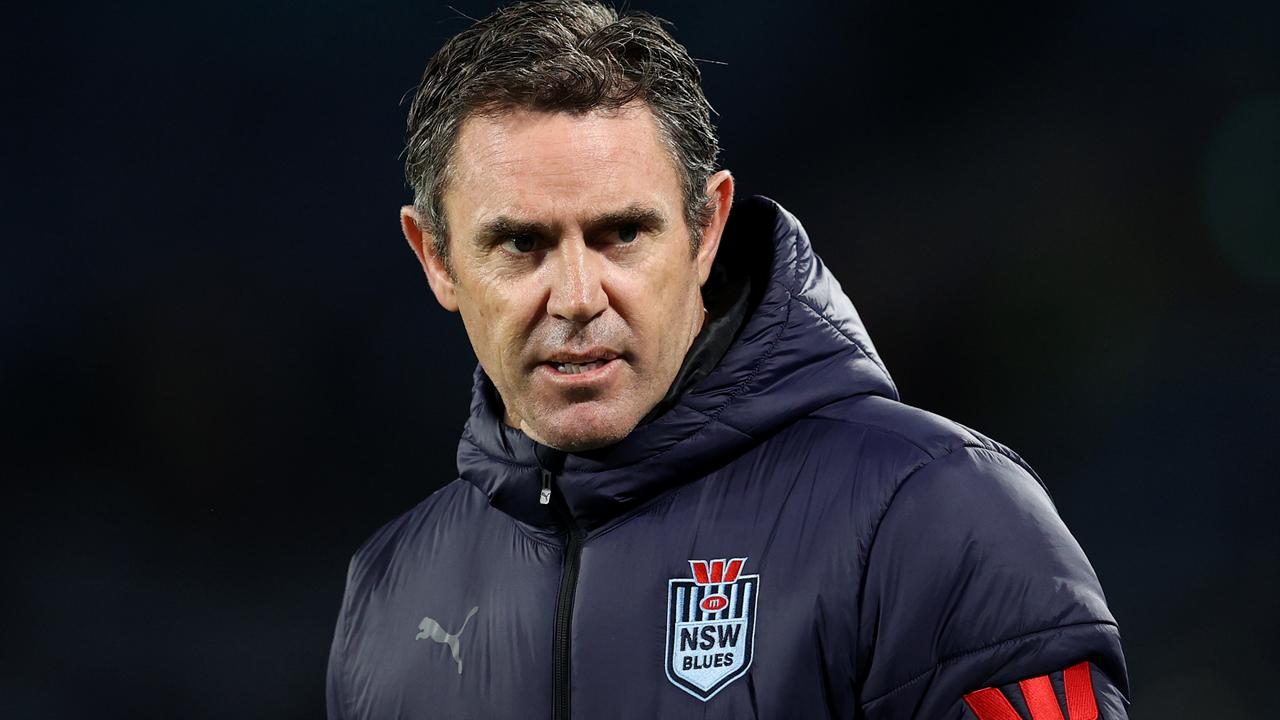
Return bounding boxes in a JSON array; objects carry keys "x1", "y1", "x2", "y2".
[{"x1": 414, "y1": 606, "x2": 479, "y2": 674}]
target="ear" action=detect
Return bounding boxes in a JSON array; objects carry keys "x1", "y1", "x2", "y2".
[
  {"x1": 401, "y1": 205, "x2": 458, "y2": 312},
  {"x1": 695, "y1": 170, "x2": 735, "y2": 286}
]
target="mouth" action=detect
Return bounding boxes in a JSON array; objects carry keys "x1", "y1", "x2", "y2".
[
  {"x1": 552, "y1": 359, "x2": 609, "y2": 375},
  {"x1": 538, "y1": 349, "x2": 621, "y2": 382}
]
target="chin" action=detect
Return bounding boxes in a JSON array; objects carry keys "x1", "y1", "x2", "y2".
[{"x1": 527, "y1": 400, "x2": 642, "y2": 452}]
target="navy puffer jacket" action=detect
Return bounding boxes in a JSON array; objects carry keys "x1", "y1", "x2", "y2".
[{"x1": 326, "y1": 197, "x2": 1129, "y2": 719}]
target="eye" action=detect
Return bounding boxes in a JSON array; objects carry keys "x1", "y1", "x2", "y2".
[
  {"x1": 615, "y1": 223, "x2": 639, "y2": 244},
  {"x1": 501, "y1": 234, "x2": 538, "y2": 254}
]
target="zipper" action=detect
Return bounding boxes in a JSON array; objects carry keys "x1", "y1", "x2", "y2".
[
  {"x1": 536, "y1": 452, "x2": 581, "y2": 720},
  {"x1": 553, "y1": 519, "x2": 584, "y2": 720}
]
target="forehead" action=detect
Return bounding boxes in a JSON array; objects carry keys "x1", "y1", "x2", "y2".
[{"x1": 444, "y1": 103, "x2": 682, "y2": 229}]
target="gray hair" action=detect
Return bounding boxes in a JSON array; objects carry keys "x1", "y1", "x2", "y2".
[{"x1": 404, "y1": 0, "x2": 719, "y2": 272}]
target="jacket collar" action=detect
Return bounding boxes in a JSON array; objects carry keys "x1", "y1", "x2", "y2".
[{"x1": 456, "y1": 196, "x2": 898, "y2": 531}]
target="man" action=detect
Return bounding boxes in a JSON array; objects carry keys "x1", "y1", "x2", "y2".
[{"x1": 326, "y1": 2, "x2": 1130, "y2": 718}]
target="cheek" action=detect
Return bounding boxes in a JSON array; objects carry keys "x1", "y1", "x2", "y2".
[
  {"x1": 612, "y1": 258, "x2": 700, "y2": 361},
  {"x1": 461, "y1": 281, "x2": 540, "y2": 376},
  {"x1": 651, "y1": 254, "x2": 700, "y2": 313}
]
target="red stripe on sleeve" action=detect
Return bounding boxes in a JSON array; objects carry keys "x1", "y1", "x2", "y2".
[
  {"x1": 1063, "y1": 662, "x2": 1099, "y2": 720},
  {"x1": 963, "y1": 688, "x2": 1023, "y2": 720},
  {"x1": 1018, "y1": 675, "x2": 1065, "y2": 720}
]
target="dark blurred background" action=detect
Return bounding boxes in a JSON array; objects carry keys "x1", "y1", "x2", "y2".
[{"x1": 4, "y1": 0, "x2": 1277, "y2": 717}]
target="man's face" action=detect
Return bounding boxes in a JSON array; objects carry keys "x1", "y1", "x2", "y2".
[{"x1": 405, "y1": 103, "x2": 732, "y2": 451}]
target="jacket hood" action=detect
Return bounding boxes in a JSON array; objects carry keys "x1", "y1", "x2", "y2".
[{"x1": 456, "y1": 196, "x2": 898, "y2": 531}]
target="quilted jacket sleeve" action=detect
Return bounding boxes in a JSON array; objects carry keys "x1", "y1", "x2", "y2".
[
  {"x1": 325, "y1": 557, "x2": 355, "y2": 720},
  {"x1": 857, "y1": 445, "x2": 1130, "y2": 719}
]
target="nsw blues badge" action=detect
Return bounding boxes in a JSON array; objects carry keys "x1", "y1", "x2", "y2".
[{"x1": 665, "y1": 557, "x2": 759, "y2": 701}]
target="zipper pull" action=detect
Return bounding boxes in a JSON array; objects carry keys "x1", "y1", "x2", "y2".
[{"x1": 539, "y1": 469, "x2": 552, "y2": 505}]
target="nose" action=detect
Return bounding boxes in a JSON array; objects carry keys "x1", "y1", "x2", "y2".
[{"x1": 546, "y1": 236, "x2": 607, "y2": 323}]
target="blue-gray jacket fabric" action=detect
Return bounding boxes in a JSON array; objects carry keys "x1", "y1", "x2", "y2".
[{"x1": 326, "y1": 196, "x2": 1129, "y2": 719}]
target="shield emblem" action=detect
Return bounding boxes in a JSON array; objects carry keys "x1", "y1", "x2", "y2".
[{"x1": 664, "y1": 558, "x2": 759, "y2": 701}]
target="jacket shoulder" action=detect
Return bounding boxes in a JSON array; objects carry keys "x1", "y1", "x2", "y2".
[
  {"x1": 344, "y1": 478, "x2": 479, "y2": 594},
  {"x1": 806, "y1": 394, "x2": 1043, "y2": 486},
  {"x1": 796, "y1": 398, "x2": 1125, "y2": 714}
]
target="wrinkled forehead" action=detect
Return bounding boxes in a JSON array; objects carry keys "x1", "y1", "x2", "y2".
[{"x1": 443, "y1": 103, "x2": 685, "y2": 232}]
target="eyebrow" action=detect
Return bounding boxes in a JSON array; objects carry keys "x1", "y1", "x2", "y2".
[{"x1": 471, "y1": 204, "x2": 669, "y2": 246}]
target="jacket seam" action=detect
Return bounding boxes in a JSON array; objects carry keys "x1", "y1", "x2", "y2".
[
  {"x1": 857, "y1": 442, "x2": 974, "y2": 572},
  {"x1": 860, "y1": 620, "x2": 1121, "y2": 708},
  {"x1": 796, "y1": 411, "x2": 940, "y2": 459},
  {"x1": 790, "y1": 293, "x2": 898, "y2": 399},
  {"x1": 855, "y1": 441, "x2": 1044, "y2": 583},
  {"x1": 588, "y1": 398, "x2": 941, "y2": 543},
  {"x1": 853, "y1": 450, "x2": 941, "y2": 638},
  {"x1": 965, "y1": 445, "x2": 1048, "y2": 491},
  {"x1": 853, "y1": 442, "x2": 1009, "y2": 692},
  {"x1": 459, "y1": 432, "x2": 532, "y2": 469},
  {"x1": 806, "y1": 412, "x2": 1042, "y2": 482},
  {"x1": 638, "y1": 287, "x2": 792, "y2": 461},
  {"x1": 585, "y1": 446, "x2": 752, "y2": 540},
  {"x1": 586, "y1": 488, "x2": 681, "y2": 541},
  {"x1": 511, "y1": 521, "x2": 562, "y2": 549},
  {"x1": 458, "y1": 473, "x2": 564, "y2": 549},
  {"x1": 855, "y1": 444, "x2": 1077, "y2": 706}
]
